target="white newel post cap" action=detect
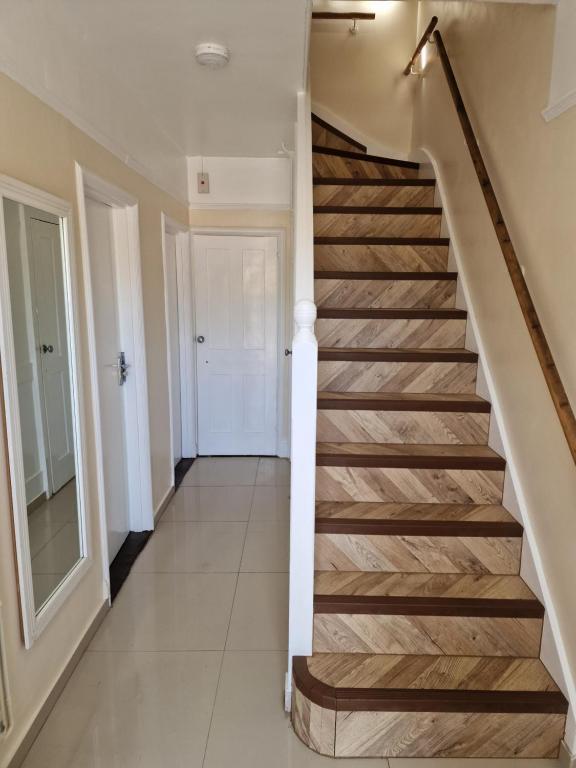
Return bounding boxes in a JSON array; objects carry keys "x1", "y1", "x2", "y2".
[{"x1": 294, "y1": 299, "x2": 316, "y2": 330}]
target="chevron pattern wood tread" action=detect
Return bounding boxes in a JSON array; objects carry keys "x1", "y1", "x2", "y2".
[{"x1": 292, "y1": 113, "x2": 566, "y2": 758}]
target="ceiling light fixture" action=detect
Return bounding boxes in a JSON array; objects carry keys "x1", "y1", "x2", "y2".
[{"x1": 195, "y1": 42, "x2": 230, "y2": 69}]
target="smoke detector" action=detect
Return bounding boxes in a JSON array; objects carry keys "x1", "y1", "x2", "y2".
[{"x1": 195, "y1": 43, "x2": 230, "y2": 69}]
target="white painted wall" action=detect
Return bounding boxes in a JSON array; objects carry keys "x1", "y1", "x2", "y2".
[
  {"x1": 188, "y1": 157, "x2": 292, "y2": 210},
  {"x1": 543, "y1": 0, "x2": 576, "y2": 120}
]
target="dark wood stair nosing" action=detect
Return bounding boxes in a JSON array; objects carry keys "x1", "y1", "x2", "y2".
[
  {"x1": 315, "y1": 453, "x2": 505, "y2": 471},
  {"x1": 313, "y1": 177, "x2": 436, "y2": 187},
  {"x1": 314, "y1": 237, "x2": 450, "y2": 246},
  {"x1": 312, "y1": 144, "x2": 419, "y2": 169},
  {"x1": 314, "y1": 517, "x2": 522, "y2": 538},
  {"x1": 311, "y1": 113, "x2": 367, "y2": 154},
  {"x1": 292, "y1": 658, "x2": 568, "y2": 714},
  {"x1": 314, "y1": 270, "x2": 456, "y2": 281},
  {"x1": 316, "y1": 395, "x2": 490, "y2": 413},
  {"x1": 313, "y1": 594, "x2": 544, "y2": 618},
  {"x1": 316, "y1": 308, "x2": 467, "y2": 320},
  {"x1": 317, "y1": 349, "x2": 478, "y2": 363},
  {"x1": 314, "y1": 206, "x2": 443, "y2": 215}
]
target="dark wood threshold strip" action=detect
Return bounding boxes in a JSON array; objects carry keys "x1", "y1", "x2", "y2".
[
  {"x1": 312, "y1": 11, "x2": 376, "y2": 20},
  {"x1": 314, "y1": 206, "x2": 442, "y2": 215},
  {"x1": 316, "y1": 453, "x2": 505, "y2": 471},
  {"x1": 311, "y1": 113, "x2": 367, "y2": 153},
  {"x1": 314, "y1": 270, "x2": 456, "y2": 280},
  {"x1": 292, "y1": 658, "x2": 568, "y2": 714},
  {"x1": 314, "y1": 177, "x2": 436, "y2": 187},
  {"x1": 318, "y1": 348, "x2": 478, "y2": 362},
  {"x1": 315, "y1": 517, "x2": 523, "y2": 537},
  {"x1": 312, "y1": 145, "x2": 419, "y2": 169},
  {"x1": 316, "y1": 308, "x2": 467, "y2": 319},
  {"x1": 316, "y1": 396, "x2": 490, "y2": 413},
  {"x1": 313, "y1": 594, "x2": 544, "y2": 618},
  {"x1": 315, "y1": 237, "x2": 450, "y2": 246}
]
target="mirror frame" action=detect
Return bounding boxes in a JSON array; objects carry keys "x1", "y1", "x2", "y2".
[{"x1": 0, "y1": 175, "x2": 92, "y2": 648}]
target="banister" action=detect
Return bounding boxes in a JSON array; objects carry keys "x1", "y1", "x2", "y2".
[
  {"x1": 403, "y1": 16, "x2": 438, "y2": 76},
  {"x1": 404, "y1": 23, "x2": 576, "y2": 467}
]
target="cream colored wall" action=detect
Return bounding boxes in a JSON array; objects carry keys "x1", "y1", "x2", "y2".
[
  {"x1": 188, "y1": 209, "x2": 293, "y2": 455},
  {"x1": 413, "y1": 0, "x2": 576, "y2": 735},
  {"x1": 310, "y1": 0, "x2": 418, "y2": 159},
  {"x1": 0, "y1": 72, "x2": 187, "y2": 768}
]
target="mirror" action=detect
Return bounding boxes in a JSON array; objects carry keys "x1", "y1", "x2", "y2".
[{"x1": 0, "y1": 181, "x2": 89, "y2": 646}]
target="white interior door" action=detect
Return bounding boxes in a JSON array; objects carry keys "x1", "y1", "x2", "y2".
[
  {"x1": 195, "y1": 235, "x2": 278, "y2": 456},
  {"x1": 28, "y1": 215, "x2": 75, "y2": 494},
  {"x1": 165, "y1": 231, "x2": 182, "y2": 465},
  {"x1": 85, "y1": 197, "x2": 130, "y2": 563}
]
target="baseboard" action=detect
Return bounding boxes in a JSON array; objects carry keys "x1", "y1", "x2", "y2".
[
  {"x1": 6, "y1": 600, "x2": 109, "y2": 768},
  {"x1": 154, "y1": 485, "x2": 175, "y2": 525},
  {"x1": 560, "y1": 740, "x2": 576, "y2": 768}
]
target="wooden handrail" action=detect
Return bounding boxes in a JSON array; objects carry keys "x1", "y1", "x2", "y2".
[
  {"x1": 403, "y1": 16, "x2": 438, "y2": 76},
  {"x1": 312, "y1": 12, "x2": 375, "y2": 21},
  {"x1": 404, "y1": 23, "x2": 576, "y2": 466}
]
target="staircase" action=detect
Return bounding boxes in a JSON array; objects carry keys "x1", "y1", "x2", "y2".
[{"x1": 291, "y1": 114, "x2": 568, "y2": 759}]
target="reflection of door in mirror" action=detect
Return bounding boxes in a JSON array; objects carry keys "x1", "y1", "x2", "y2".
[{"x1": 4, "y1": 199, "x2": 81, "y2": 612}]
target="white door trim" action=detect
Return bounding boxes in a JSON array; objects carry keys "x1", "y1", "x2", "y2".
[
  {"x1": 161, "y1": 215, "x2": 196, "y2": 489},
  {"x1": 190, "y1": 227, "x2": 287, "y2": 456},
  {"x1": 75, "y1": 165, "x2": 153, "y2": 596}
]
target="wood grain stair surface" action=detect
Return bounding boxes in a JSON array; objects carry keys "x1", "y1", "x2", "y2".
[
  {"x1": 314, "y1": 206, "x2": 443, "y2": 215},
  {"x1": 311, "y1": 113, "x2": 367, "y2": 154},
  {"x1": 317, "y1": 392, "x2": 489, "y2": 411},
  {"x1": 315, "y1": 269, "x2": 455, "y2": 280},
  {"x1": 316, "y1": 442, "x2": 505, "y2": 470},
  {"x1": 317, "y1": 308, "x2": 466, "y2": 319},
  {"x1": 318, "y1": 347, "x2": 477, "y2": 362},
  {"x1": 315, "y1": 501, "x2": 516, "y2": 522},
  {"x1": 293, "y1": 655, "x2": 567, "y2": 712},
  {"x1": 314, "y1": 236, "x2": 450, "y2": 245},
  {"x1": 314, "y1": 177, "x2": 436, "y2": 186},
  {"x1": 312, "y1": 145, "x2": 419, "y2": 169}
]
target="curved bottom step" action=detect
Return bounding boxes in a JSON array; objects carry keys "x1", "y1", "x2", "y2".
[{"x1": 292, "y1": 655, "x2": 567, "y2": 758}]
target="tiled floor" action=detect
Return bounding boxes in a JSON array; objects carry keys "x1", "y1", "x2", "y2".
[{"x1": 21, "y1": 457, "x2": 563, "y2": 767}]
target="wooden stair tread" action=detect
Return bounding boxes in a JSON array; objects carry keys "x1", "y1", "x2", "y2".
[
  {"x1": 315, "y1": 270, "x2": 455, "y2": 279},
  {"x1": 315, "y1": 501, "x2": 517, "y2": 523},
  {"x1": 316, "y1": 442, "x2": 505, "y2": 470},
  {"x1": 312, "y1": 145, "x2": 419, "y2": 170},
  {"x1": 314, "y1": 177, "x2": 436, "y2": 186},
  {"x1": 317, "y1": 392, "x2": 490, "y2": 412},
  {"x1": 314, "y1": 572, "x2": 535, "y2": 600},
  {"x1": 316, "y1": 307, "x2": 467, "y2": 319},
  {"x1": 314, "y1": 206, "x2": 442, "y2": 215},
  {"x1": 318, "y1": 347, "x2": 478, "y2": 363},
  {"x1": 314, "y1": 595, "x2": 542, "y2": 618},
  {"x1": 315, "y1": 237, "x2": 450, "y2": 245}
]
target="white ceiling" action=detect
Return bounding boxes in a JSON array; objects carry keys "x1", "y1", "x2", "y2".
[{"x1": 0, "y1": 0, "x2": 311, "y2": 200}]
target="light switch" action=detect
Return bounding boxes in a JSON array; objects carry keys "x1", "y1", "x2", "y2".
[{"x1": 197, "y1": 172, "x2": 210, "y2": 194}]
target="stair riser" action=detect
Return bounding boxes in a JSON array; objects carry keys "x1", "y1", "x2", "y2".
[
  {"x1": 314, "y1": 213, "x2": 441, "y2": 238},
  {"x1": 317, "y1": 360, "x2": 477, "y2": 394},
  {"x1": 315, "y1": 279, "x2": 456, "y2": 309},
  {"x1": 316, "y1": 466, "x2": 503, "y2": 505},
  {"x1": 334, "y1": 709, "x2": 564, "y2": 758},
  {"x1": 316, "y1": 410, "x2": 489, "y2": 445},
  {"x1": 314, "y1": 185, "x2": 436, "y2": 208},
  {"x1": 313, "y1": 614, "x2": 542, "y2": 656},
  {"x1": 314, "y1": 532, "x2": 520, "y2": 574},
  {"x1": 292, "y1": 687, "x2": 565, "y2": 759},
  {"x1": 315, "y1": 244, "x2": 448, "y2": 272},
  {"x1": 312, "y1": 124, "x2": 361, "y2": 154},
  {"x1": 316, "y1": 317, "x2": 466, "y2": 349},
  {"x1": 313, "y1": 154, "x2": 419, "y2": 180}
]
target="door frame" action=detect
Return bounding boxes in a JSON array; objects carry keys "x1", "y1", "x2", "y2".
[
  {"x1": 190, "y1": 227, "x2": 288, "y2": 457},
  {"x1": 75, "y1": 164, "x2": 153, "y2": 593},
  {"x1": 161, "y1": 214, "x2": 196, "y2": 487}
]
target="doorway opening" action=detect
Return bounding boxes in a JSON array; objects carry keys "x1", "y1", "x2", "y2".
[{"x1": 75, "y1": 166, "x2": 153, "y2": 599}]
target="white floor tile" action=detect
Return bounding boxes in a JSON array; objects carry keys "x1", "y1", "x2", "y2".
[
  {"x1": 90, "y1": 572, "x2": 237, "y2": 651},
  {"x1": 250, "y1": 485, "x2": 290, "y2": 523},
  {"x1": 162, "y1": 485, "x2": 254, "y2": 522},
  {"x1": 227, "y1": 573, "x2": 288, "y2": 650},
  {"x1": 30, "y1": 521, "x2": 81, "y2": 575},
  {"x1": 241, "y1": 520, "x2": 289, "y2": 572},
  {"x1": 181, "y1": 457, "x2": 259, "y2": 486},
  {"x1": 256, "y1": 457, "x2": 291, "y2": 486},
  {"x1": 204, "y1": 651, "x2": 389, "y2": 768},
  {"x1": 21, "y1": 650, "x2": 222, "y2": 768},
  {"x1": 132, "y1": 521, "x2": 246, "y2": 573}
]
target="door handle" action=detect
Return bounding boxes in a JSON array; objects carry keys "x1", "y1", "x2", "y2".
[
  {"x1": 197, "y1": 335, "x2": 205, "y2": 344},
  {"x1": 109, "y1": 351, "x2": 130, "y2": 386},
  {"x1": 41, "y1": 344, "x2": 54, "y2": 354}
]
